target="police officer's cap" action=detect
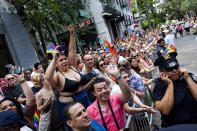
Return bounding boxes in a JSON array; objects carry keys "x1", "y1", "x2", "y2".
[{"x1": 154, "y1": 52, "x2": 179, "y2": 70}]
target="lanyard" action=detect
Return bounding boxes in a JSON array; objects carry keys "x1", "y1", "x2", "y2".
[{"x1": 97, "y1": 100, "x2": 120, "y2": 130}]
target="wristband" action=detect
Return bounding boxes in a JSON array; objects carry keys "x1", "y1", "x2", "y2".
[
  {"x1": 115, "y1": 75, "x2": 122, "y2": 81},
  {"x1": 19, "y1": 79, "x2": 26, "y2": 84}
]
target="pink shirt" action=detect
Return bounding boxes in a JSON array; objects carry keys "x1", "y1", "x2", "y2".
[{"x1": 87, "y1": 93, "x2": 126, "y2": 131}]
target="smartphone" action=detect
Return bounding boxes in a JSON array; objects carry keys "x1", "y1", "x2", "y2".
[
  {"x1": 9, "y1": 69, "x2": 22, "y2": 75},
  {"x1": 58, "y1": 45, "x2": 66, "y2": 52}
]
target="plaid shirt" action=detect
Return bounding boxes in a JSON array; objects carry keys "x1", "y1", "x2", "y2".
[{"x1": 129, "y1": 72, "x2": 145, "y2": 92}]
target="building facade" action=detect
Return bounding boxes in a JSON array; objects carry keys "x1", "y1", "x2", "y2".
[
  {"x1": 82, "y1": 0, "x2": 134, "y2": 44},
  {"x1": 0, "y1": 0, "x2": 38, "y2": 77}
]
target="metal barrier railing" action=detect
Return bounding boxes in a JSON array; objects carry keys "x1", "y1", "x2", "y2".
[
  {"x1": 125, "y1": 87, "x2": 153, "y2": 131},
  {"x1": 125, "y1": 53, "x2": 158, "y2": 131}
]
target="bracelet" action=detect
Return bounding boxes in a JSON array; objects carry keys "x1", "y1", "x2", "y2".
[
  {"x1": 19, "y1": 79, "x2": 26, "y2": 84},
  {"x1": 115, "y1": 75, "x2": 122, "y2": 81}
]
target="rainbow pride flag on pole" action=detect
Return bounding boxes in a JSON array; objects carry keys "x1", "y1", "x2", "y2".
[
  {"x1": 104, "y1": 40, "x2": 119, "y2": 59},
  {"x1": 163, "y1": 44, "x2": 176, "y2": 54},
  {"x1": 46, "y1": 46, "x2": 55, "y2": 53},
  {"x1": 34, "y1": 110, "x2": 40, "y2": 129}
]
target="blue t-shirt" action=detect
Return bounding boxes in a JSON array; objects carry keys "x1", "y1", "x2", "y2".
[{"x1": 89, "y1": 119, "x2": 107, "y2": 131}]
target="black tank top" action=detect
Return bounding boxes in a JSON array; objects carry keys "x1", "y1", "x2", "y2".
[{"x1": 59, "y1": 69, "x2": 89, "y2": 93}]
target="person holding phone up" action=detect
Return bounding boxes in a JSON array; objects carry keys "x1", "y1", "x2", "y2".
[{"x1": 152, "y1": 52, "x2": 197, "y2": 128}]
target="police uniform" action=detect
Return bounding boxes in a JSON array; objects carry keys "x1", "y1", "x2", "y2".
[
  {"x1": 156, "y1": 38, "x2": 166, "y2": 57},
  {"x1": 152, "y1": 52, "x2": 197, "y2": 127}
]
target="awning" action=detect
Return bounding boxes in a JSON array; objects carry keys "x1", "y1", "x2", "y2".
[{"x1": 102, "y1": 6, "x2": 125, "y2": 22}]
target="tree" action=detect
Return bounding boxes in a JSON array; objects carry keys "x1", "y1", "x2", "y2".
[
  {"x1": 6, "y1": 0, "x2": 85, "y2": 66},
  {"x1": 159, "y1": 0, "x2": 196, "y2": 20},
  {"x1": 181, "y1": 0, "x2": 197, "y2": 16}
]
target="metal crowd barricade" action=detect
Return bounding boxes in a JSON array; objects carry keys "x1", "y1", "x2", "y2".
[
  {"x1": 125, "y1": 87, "x2": 153, "y2": 131},
  {"x1": 125, "y1": 53, "x2": 158, "y2": 131}
]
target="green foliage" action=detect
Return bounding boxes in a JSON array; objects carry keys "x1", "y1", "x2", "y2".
[
  {"x1": 6, "y1": 0, "x2": 86, "y2": 53},
  {"x1": 160, "y1": 0, "x2": 197, "y2": 20},
  {"x1": 181, "y1": 0, "x2": 197, "y2": 12}
]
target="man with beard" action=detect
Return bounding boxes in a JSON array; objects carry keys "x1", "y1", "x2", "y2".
[
  {"x1": 63, "y1": 102, "x2": 106, "y2": 131},
  {"x1": 152, "y1": 52, "x2": 197, "y2": 127}
]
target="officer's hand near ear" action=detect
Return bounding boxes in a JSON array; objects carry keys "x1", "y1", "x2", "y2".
[
  {"x1": 160, "y1": 72, "x2": 172, "y2": 85},
  {"x1": 179, "y1": 68, "x2": 189, "y2": 79}
]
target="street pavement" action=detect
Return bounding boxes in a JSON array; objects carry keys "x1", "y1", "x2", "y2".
[
  {"x1": 152, "y1": 34, "x2": 197, "y2": 130},
  {"x1": 176, "y1": 34, "x2": 197, "y2": 75}
]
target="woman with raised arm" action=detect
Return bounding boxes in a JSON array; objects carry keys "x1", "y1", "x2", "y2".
[
  {"x1": 45, "y1": 25, "x2": 91, "y2": 126},
  {"x1": 0, "y1": 67, "x2": 36, "y2": 130}
]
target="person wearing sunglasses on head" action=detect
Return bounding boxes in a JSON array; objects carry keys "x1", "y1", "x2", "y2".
[{"x1": 152, "y1": 52, "x2": 197, "y2": 128}]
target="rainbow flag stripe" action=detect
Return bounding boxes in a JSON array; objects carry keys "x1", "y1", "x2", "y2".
[
  {"x1": 130, "y1": 31, "x2": 136, "y2": 38},
  {"x1": 104, "y1": 40, "x2": 119, "y2": 59},
  {"x1": 120, "y1": 40, "x2": 125, "y2": 46},
  {"x1": 46, "y1": 46, "x2": 56, "y2": 53},
  {"x1": 163, "y1": 44, "x2": 175, "y2": 54},
  {"x1": 34, "y1": 110, "x2": 40, "y2": 129}
]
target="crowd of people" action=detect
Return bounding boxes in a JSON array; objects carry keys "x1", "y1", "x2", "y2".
[{"x1": 0, "y1": 18, "x2": 197, "y2": 131}]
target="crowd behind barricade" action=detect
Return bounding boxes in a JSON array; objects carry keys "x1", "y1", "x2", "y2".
[{"x1": 0, "y1": 19, "x2": 197, "y2": 131}]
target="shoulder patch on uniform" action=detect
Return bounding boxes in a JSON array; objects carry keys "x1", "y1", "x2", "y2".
[
  {"x1": 160, "y1": 50, "x2": 164, "y2": 53},
  {"x1": 191, "y1": 74, "x2": 197, "y2": 81}
]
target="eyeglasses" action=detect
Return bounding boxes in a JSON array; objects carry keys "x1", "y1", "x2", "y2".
[
  {"x1": 133, "y1": 55, "x2": 138, "y2": 58},
  {"x1": 1, "y1": 103, "x2": 15, "y2": 111},
  {"x1": 165, "y1": 65, "x2": 179, "y2": 72},
  {"x1": 141, "y1": 51, "x2": 146, "y2": 54},
  {"x1": 7, "y1": 78, "x2": 14, "y2": 81}
]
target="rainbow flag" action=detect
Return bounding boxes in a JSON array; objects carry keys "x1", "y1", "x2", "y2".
[
  {"x1": 46, "y1": 46, "x2": 55, "y2": 53},
  {"x1": 34, "y1": 110, "x2": 40, "y2": 129},
  {"x1": 120, "y1": 40, "x2": 125, "y2": 46},
  {"x1": 130, "y1": 31, "x2": 136, "y2": 38},
  {"x1": 104, "y1": 40, "x2": 119, "y2": 59},
  {"x1": 163, "y1": 44, "x2": 175, "y2": 54},
  {"x1": 151, "y1": 45, "x2": 156, "y2": 50}
]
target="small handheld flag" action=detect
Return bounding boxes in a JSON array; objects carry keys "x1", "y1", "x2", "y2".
[
  {"x1": 46, "y1": 46, "x2": 55, "y2": 53},
  {"x1": 163, "y1": 44, "x2": 175, "y2": 54},
  {"x1": 104, "y1": 41, "x2": 119, "y2": 59},
  {"x1": 120, "y1": 40, "x2": 125, "y2": 46},
  {"x1": 34, "y1": 110, "x2": 40, "y2": 129}
]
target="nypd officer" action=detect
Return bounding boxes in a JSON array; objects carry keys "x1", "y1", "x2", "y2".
[
  {"x1": 156, "y1": 38, "x2": 166, "y2": 57},
  {"x1": 152, "y1": 52, "x2": 197, "y2": 127}
]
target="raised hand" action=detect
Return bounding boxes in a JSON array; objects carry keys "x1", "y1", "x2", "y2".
[
  {"x1": 53, "y1": 46, "x2": 61, "y2": 61},
  {"x1": 179, "y1": 68, "x2": 189, "y2": 79},
  {"x1": 12, "y1": 66, "x2": 25, "y2": 84},
  {"x1": 160, "y1": 72, "x2": 172, "y2": 85},
  {"x1": 106, "y1": 64, "x2": 120, "y2": 77},
  {"x1": 68, "y1": 24, "x2": 74, "y2": 34}
]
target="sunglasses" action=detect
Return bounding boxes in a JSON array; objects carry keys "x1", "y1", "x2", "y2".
[
  {"x1": 141, "y1": 51, "x2": 146, "y2": 54},
  {"x1": 7, "y1": 78, "x2": 14, "y2": 81},
  {"x1": 1, "y1": 103, "x2": 15, "y2": 111},
  {"x1": 133, "y1": 55, "x2": 138, "y2": 58},
  {"x1": 165, "y1": 65, "x2": 179, "y2": 72},
  {"x1": 99, "y1": 64, "x2": 105, "y2": 67}
]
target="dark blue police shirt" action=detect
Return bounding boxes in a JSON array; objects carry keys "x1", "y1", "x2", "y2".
[
  {"x1": 156, "y1": 45, "x2": 166, "y2": 57},
  {"x1": 152, "y1": 73, "x2": 197, "y2": 127}
]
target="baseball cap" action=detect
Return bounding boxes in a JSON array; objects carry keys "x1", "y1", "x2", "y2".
[{"x1": 0, "y1": 110, "x2": 26, "y2": 126}]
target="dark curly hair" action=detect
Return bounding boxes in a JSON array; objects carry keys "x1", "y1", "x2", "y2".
[{"x1": 0, "y1": 97, "x2": 24, "y2": 120}]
